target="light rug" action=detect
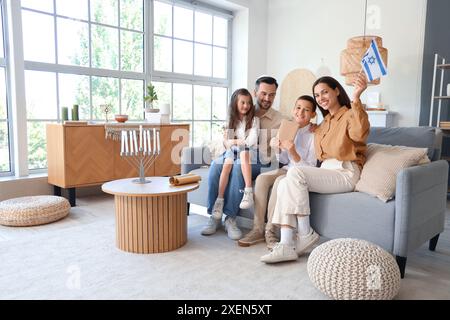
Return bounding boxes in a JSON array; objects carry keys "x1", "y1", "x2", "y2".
[{"x1": 0, "y1": 195, "x2": 449, "y2": 300}]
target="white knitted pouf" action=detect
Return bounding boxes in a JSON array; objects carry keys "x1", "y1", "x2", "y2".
[
  {"x1": 307, "y1": 238, "x2": 401, "y2": 300},
  {"x1": 0, "y1": 196, "x2": 70, "y2": 227}
]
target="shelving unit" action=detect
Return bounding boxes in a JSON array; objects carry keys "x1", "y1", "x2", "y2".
[
  {"x1": 430, "y1": 53, "x2": 450, "y2": 196},
  {"x1": 429, "y1": 54, "x2": 450, "y2": 130}
]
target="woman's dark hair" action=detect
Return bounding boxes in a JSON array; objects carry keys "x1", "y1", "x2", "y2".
[
  {"x1": 296, "y1": 95, "x2": 317, "y2": 112},
  {"x1": 312, "y1": 76, "x2": 351, "y2": 117},
  {"x1": 226, "y1": 88, "x2": 254, "y2": 138}
]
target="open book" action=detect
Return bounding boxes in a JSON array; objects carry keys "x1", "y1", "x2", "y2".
[{"x1": 278, "y1": 119, "x2": 299, "y2": 142}]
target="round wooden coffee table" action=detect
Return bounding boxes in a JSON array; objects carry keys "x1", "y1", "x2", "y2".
[{"x1": 102, "y1": 177, "x2": 199, "y2": 254}]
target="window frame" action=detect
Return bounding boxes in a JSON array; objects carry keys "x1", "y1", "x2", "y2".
[
  {"x1": 21, "y1": 0, "x2": 147, "y2": 172},
  {"x1": 0, "y1": 0, "x2": 14, "y2": 177},
  {"x1": 6, "y1": 0, "x2": 232, "y2": 175},
  {"x1": 151, "y1": 0, "x2": 232, "y2": 146}
]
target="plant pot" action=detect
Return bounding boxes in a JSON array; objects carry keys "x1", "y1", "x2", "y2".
[
  {"x1": 145, "y1": 112, "x2": 161, "y2": 123},
  {"x1": 145, "y1": 106, "x2": 160, "y2": 113}
]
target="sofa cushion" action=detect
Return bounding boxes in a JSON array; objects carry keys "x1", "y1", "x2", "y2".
[
  {"x1": 367, "y1": 126, "x2": 436, "y2": 160},
  {"x1": 187, "y1": 168, "x2": 210, "y2": 207},
  {"x1": 355, "y1": 143, "x2": 430, "y2": 202},
  {"x1": 203, "y1": 139, "x2": 226, "y2": 160},
  {"x1": 310, "y1": 192, "x2": 395, "y2": 252}
]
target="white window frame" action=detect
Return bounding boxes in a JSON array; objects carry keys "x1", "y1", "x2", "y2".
[
  {"x1": 5, "y1": 0, "x2": 232, "y2": 176},
  {"x1": 0, "y1": 0, "x2": 14, "y2": 176},
  {"x1": 20, "y1": 0, "x2": 147, "y2": 172},
  {"x1": 151, "y1": 0, "x2": 233, "y2": 146}
]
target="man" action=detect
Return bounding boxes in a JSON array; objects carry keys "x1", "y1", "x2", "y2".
[{"x1": 201, "y1": 76, "x2": 285, "y2": 241}]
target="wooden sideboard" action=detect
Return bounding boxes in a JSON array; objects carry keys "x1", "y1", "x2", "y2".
[{"x1": 46, "y1": 123, "x2": 190, "y2": 206}]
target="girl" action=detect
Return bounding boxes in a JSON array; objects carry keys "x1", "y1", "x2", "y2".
[
  {"x1": 261, "y1": 73, "x2": 369, "y2": 263},
  {"x1": 201, "y1": 88, "x2": 260, "y2": 240}
]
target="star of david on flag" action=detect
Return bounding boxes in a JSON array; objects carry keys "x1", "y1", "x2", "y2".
[{"x1": 361, "y1": 39, "x2": 387, "y2": 82}]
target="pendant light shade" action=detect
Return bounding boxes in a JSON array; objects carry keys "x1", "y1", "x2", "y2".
[{"x1": 340, "y1": 35, "x2": 388, "y2": 85}]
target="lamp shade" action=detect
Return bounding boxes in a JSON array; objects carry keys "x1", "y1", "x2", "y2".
[{"x1": 340, "y1": 36, "x2": 388, "y2": 85}]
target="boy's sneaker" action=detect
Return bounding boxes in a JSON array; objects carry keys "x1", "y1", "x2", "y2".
[
  {"x1": 260, "y1": 243, "x2": 297, "y2": 264},
  {"x1": 239, "y1": 190, "x2": 254, "y2": 209},
  {"x1": 224, "y1": 216, "x2": 242, "y2": 240},
  {"x1": 238, "y1": 228, "x2": 265, "y2": 247},
  {"x1": 295, "y1": 228, "x2": 320, "y2": 256},
  {"x1": 201, "y1": 216, "x2": 221, "y2": 236},
  {"x1": 212, "y1": 199, "x2": 224, "y2": 220}
]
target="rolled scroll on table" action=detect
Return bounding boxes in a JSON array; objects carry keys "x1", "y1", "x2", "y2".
[{"x1": 169, "y1": 173, "x2": 202, "y2": 186}]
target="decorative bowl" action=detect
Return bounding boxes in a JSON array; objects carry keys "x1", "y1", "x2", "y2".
[{"x1": 115, "y1": 114, "x2": 128, "y2": 123}]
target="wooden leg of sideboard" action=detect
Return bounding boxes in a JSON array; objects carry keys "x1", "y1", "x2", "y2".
[{"x1": 68, "y1": 188, "x2": 76, "y2": 207}]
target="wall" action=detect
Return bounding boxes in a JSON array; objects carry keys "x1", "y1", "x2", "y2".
[
  {"x1": 419, "y1": 0, "x2": 450, "y2": 127},
  {"x1": 266, "y1": 0, "x2": 427, "y2": 126},
  {"x1": 214, "y1": 0, "x2": 269, "y2": 91},
  {"x1": 0, "y1": 175, "x2": 101, "y2": 202}
]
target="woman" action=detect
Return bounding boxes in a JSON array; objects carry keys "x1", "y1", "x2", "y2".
[{"x1": 261, "y1": 73, "x2": 369, "y2": 263}]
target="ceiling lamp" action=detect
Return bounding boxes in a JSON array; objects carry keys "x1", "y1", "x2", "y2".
[
  {"x1": 340, "y1": 0, "x2": 388, "y2": 86},
  {"x1": 340, "y1": 36, "x2": 388, "y2": 86}
]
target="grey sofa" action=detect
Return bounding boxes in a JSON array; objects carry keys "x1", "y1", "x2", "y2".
[{"x1": 181, "y1": 127, "x2": 449, "y2": 278}]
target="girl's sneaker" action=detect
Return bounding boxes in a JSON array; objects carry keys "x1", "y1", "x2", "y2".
[
  {"x1": 201, "y1": 216, "x2": 221, "y2": 236},
  {"x1": 239, "y1": 190, "x2": 254, "y2": 209}
]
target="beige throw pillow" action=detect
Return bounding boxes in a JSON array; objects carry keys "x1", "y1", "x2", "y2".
[{"x1": 355, "y1": 143, "x2": 430, "y2": 202}]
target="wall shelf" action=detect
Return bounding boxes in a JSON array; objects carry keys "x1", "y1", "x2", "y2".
[{"x1": 429, "y1": 54, "x2": 449, "y2": 127}]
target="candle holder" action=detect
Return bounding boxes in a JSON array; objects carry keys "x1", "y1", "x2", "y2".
[
  {"x1": 120, "y1": 126, "x2": 160, "y2": 184},
  {"x1": 101, "y1": 104, "x2": 112, "y2": 123}
]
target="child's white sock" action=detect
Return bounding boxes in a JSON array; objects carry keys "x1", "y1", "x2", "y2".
[
  {"x1": 212, "y1": 197, "x2": 225, "y2": 219},
  {"x1": 279, "y1": 227, "x2": 294, "y2": 246},
  {"x1": 297, "y1": 216, "x2": 311, "y2": 236},
  {"x1": 244, "y1": 187, "x2": 253, "y2": 193},
  {"x1": 215, "y1": 197, "x2": 224, "y2": 203}
]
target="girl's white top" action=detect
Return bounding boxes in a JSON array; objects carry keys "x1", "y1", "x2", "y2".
[{"x1": 230, "y1": 116, "x2": 260, "y2": 148}]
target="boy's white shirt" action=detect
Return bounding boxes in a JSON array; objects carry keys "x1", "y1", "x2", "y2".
[
  {"x1": 277, "y1": 123, "x2": 316, "y2": 169},
  {"x1": 230, "y1": 116, "x2": 260, "y2": 148}
]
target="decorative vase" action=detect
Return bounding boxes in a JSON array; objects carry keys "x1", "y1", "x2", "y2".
[
  {"x1": 61, "y1": 107, "x2": 69, "y2": 121},
  {"x1": 72, "y1": 104, "x2": 79, "y2": 120},
  {"x1": 159, "y1": 103, "x2": 170, "y2": 124}
]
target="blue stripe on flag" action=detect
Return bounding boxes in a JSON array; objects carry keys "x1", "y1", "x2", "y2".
[
  {"x1": 370, "y1": 40, "x2": 387, "y2": 76},
  {"x1": 363, "y1": 61, "x2": 374, "y2": 81}
]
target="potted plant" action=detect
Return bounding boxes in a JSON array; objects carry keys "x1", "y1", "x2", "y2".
[{"x1": 144, "y1": 83, "x2": 159, "y2": 113}]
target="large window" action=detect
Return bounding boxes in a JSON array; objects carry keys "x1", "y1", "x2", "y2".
[
  {"x1": 152, "y1": 0, "x2": 231, "y2": 146},
  {"x1": 0, "y1": 0, "x2": 12, "y2": 175},
  {"x1": 21, "y1": 0, "x2": 145, "y2": 170},
  {"x1": 7, "y1": 0, "x2": 231, "y2": 175}
]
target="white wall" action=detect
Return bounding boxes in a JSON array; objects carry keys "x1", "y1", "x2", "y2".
[
  {"x1": 0, "y1": 177, "x2": 52, "y2": 201},
  {"x1": 266, "y1": 0, "x2": 427, "y2": 126},
  {"x1": 204, "y1": 0, "x2": 269, "y2": 91}
]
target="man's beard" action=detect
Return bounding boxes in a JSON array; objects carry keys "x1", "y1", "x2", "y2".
[{"x1": 256, "y1": 100, "x2": 271, "y2": 111}]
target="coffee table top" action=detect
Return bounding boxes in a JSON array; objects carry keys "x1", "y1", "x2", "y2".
[{"x1": 102, "y1": 177, "x2": 199, "y2": 197}]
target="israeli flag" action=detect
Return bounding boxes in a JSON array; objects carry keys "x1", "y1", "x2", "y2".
[{"x1": 361, "y1": 39, "x2": 387, "y2": 81}]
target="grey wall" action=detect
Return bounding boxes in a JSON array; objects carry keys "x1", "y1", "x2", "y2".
[{"x1": 420, "y1": 0, "x2": 450, "y2": 127}]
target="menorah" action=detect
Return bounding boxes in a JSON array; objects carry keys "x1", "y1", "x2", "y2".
[{"x1": 120, "y1": 125, "x2": 160, "y2": 184}]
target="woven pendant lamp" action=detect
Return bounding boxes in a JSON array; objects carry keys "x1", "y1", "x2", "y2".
[{"x1": 340, "y1": 0, "x2": 388, "y2": 86}]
